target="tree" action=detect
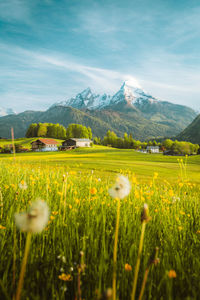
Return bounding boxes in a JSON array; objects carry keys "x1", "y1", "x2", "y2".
[
  {"x1": 37, "y1": 123, "x2": 47, "y2": 137},
  {"x1": 26, "y1": 123, "x2": 38, "y2": 137},
  {"x1": 66, "y1": 124, "x2": 92, "y2": 139}
]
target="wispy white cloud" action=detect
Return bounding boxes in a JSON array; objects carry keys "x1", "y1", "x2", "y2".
[{"x1": 0, "y1": 42, "x2": 200, "y2": 112}]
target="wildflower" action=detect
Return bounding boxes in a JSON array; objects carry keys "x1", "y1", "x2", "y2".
[
  {"x1": 125, "y1": 263, "x2": 132, "y2": 271},
  {"x1": 153, "y1": 172, "x2": 158, "y2": 179},
  {"x1": 0, "y1": 225, "x2": 6, "y2": 230},
  {"x1": 58, "y1": 273, "x2": 72, "y2": 281},
  {"x1": 90, "y1": 187, "x2": 97, "y2": 195},
  {"x1": 19, "y1": 180, "x2": 28, "y2": 190},
  {"x1": 168, "y1": 270, "x2": 177, "y2": 278},
  {"x1": 52, "y1": 211, "x2": 58, "y2": 216},
  {"x1": 62, "y1": 256, "x2": 66, "y2": 263},
  {"x1": 15, "y1": 200, "x2": 49, "y2": 233},
  {"x1": 108, "y1": 175, "x2": 131, "y2": 199}
]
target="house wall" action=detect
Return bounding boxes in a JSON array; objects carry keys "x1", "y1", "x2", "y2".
[
  {"x1": 32, "y1": 142, "x2": 58, "y2": 152},
  {"x1": 76, "y1": 141, "x2": 90, "y2": 147},
  {"x1": 40, "y1": 146, "x2": 58, "y2": 152}
]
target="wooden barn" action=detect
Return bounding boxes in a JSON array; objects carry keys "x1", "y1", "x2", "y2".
[
  {"x1": 61, "y1": 138, "x2": 92, "y2": 150},
  {"x1": 31, "y1": 139, "x2": 58, "y2": 152}
]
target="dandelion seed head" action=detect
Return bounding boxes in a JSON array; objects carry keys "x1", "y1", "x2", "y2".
[
  {"x1": 15, "y1": 200, "x2": 49, "y2": 233},
  {"x1": 19, "y1": 181, "x2": 28, "y2": 190},
  {"x1": 108, "y1": 175, "x2": 131, "y2": 199}
]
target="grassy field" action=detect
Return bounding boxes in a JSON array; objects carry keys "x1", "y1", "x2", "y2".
[{"x1": 0, "y1": 146, "x2": 200, "y2": 299}]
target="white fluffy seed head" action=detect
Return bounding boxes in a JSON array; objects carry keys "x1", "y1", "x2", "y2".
[
  {"x1": 15, "y1": 200, "x2": 49, "y2": 233},
  {"x1": 108, "y1": 175, "x2": 131, "y2": 199},
  {"x1": 19, "y1": 181, "x2": 28, "y2": 190}
]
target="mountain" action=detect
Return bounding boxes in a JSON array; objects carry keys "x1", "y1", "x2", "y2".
[
  {"x1": 53, "y1": 87, "x2": 112, "y2": 110},
  {"x1": 176, "y1": 114, "x2": 200, "y2": 144},
  {"x1": 53, "y1": 81, "x2": 196, "y2": 132},
  {"x1": 0, "y1": 81, "x2": 198, "y2": 140},
  {"x1": 0, "y1": 106, "x2": 172, "y2": 140},
  {"x1": 0, "y1": 107, "x2": 16, "y2": 117}
]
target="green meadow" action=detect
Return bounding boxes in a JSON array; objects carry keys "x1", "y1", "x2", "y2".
[{"x1": 0, "y1": 146, "x2": 200, "y2": 299}]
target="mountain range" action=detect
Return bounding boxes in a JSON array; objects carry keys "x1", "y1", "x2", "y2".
[
  {"x1": 177, "y1": 114, "x2": 200, "y2": 144},
  {"x1": 0, "y1": 81, "x2": 197, "y2": 140}
]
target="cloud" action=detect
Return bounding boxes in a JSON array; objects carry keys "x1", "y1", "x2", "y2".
[{"x1": 0, "y1": 42, "x2": 200, "y2": 112}]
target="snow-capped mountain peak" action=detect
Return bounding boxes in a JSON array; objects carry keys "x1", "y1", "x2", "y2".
[
  {"x1": 53, "y1": 87, "x2": 111, "y2": 110},
  {"x1": 52, "y1": 81, "x2": 161, "y2": 111}
]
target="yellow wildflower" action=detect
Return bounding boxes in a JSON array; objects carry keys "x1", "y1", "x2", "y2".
[
  {"x1": 153, "y1": 172, "x2": 158, "y2": 179},
  {"x1": 58, "y1": 273, "x2": 73, "y2": 281},
  {"x1": 125, "y1": 263, "x2": 132, "y2": 271},
  {"x1": 90, "y1": 187, "x2": 97, "y2": 195},
  {"x1": 168, "y1": 270, "x2": 177, "y2": 278},
  {"x1": 0, "y1": 225, "x2": 6, "y2": 230},
  {"x1": 52, "y1": 211, "x2": 58, "y2": 216},
  {"x1": 180, "y1": 211, "x2": 185, "y2": 215}
]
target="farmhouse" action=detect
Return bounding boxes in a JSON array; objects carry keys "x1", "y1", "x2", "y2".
[
  {"x1": 31, "y1": 139, "x2": 58, "y2": 152},
  {"x1": 61, "y1": 138, "x2": 92, "y2": 150},
  {"x1": 146, "y1": 146, "x2": 159, "y2": 153}
]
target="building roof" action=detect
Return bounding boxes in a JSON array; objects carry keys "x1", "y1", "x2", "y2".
[
  {"x1": 32, "y1": 139, "x2": 59, "y2": 145},
  {"x1": 147, "y1": 146, "x2": 159, "y2": 149},
  {"x1": 66, "y1": 138, "x2": 91, "y2": 142}
]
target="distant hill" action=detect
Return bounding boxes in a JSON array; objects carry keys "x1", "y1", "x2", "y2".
[
  {"x1": 176, "y1": 114, "x2": 200, "y2": 144},
  {"x1": 0, "y1": 81, "x2": 197, "y2": 140}
]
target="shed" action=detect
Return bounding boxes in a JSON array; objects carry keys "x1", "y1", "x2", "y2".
[{"x1": 61, "y1": 138, "x2": 91, "y2": 150}]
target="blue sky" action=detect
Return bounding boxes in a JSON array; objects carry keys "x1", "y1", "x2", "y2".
[{"x1": 0, "y1": 0, "x2": 200, "y2": 112}]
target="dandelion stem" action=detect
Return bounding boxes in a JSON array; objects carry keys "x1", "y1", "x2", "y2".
[
  {"x1": 112, "y1": 198, "x2": 120, "y2": 300},
  {"x1": 12, "y1": 225, "x2": 16, "y2": 292},
  {"x1": 138, "y1": 267, "x2": 150, "y2": 300},
  {"x1": 15, "y1": 232, "x2": 32, "y2": 300},
  {"x1": 11, "y1": 127, "x2": 16, "y2": 161},
  {"x1": 131, "y1": 221, "x2": 146, "y2": 300}
]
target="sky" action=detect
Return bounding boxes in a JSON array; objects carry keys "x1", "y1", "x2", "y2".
[{"x1": 0, "y1": 0, "x2": 200, "y2": 113}]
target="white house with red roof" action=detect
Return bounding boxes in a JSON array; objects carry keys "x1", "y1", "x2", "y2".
[{"x1": 31, "y1": 139, "x2": 59, "y2": 152}]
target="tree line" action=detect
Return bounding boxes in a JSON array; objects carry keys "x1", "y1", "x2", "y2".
[
  {"x1": 94, "y1": 131, "x2": 199, "y2": 155},
  {"x1": 26, "y1": 123, "x2": 92, "y2": 139}
]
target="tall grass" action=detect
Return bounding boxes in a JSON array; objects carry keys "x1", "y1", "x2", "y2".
[{"x1": 0, "y1": 156, "x2": 199, "y2": 299}]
